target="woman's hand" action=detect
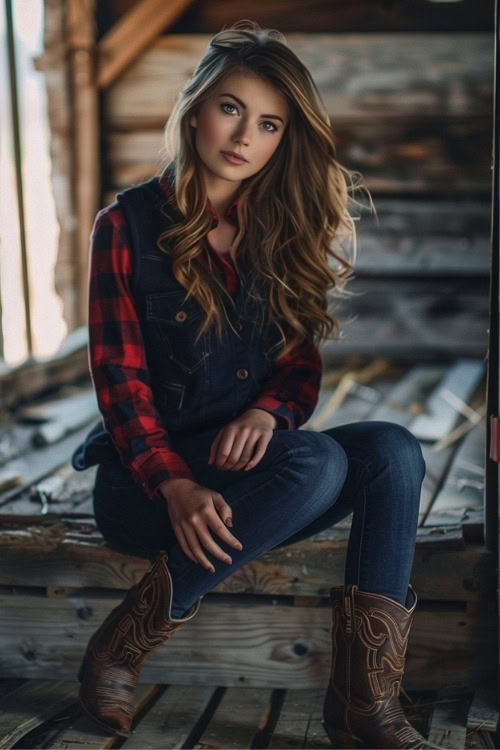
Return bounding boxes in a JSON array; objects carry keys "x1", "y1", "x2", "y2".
[
  {"x1": 208, "y1": 408, "x2": 277, "y2": 471},
  {"x1": 158, "y1": 478, "x2": 243, "y2": 573}
]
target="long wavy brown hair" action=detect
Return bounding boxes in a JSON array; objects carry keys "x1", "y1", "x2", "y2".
[{"x1": 156, "y1": 20, "x2": 374, "y2": 361}]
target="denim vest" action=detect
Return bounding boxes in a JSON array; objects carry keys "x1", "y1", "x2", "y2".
[{"x1": 72, "y1": 176, "x2": 283, "y2": 470}]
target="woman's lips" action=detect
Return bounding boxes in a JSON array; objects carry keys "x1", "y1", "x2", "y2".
[{"x1": 221, "y1": 151, "x2": 247, "y2": 165}]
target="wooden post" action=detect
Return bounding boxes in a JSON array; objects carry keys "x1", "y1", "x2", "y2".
[
  {"x1": 4, "y1": 0, "x2": 33, "y2": 357},
  {"x1": 485, "y1": 0, "x2": 499, "y2": 555},
  {"x1": 35, "y1": 0, "x2": 79, "y2": 332},
  {"x1": 67, "y1": 0, "x2": 100, "y2": 327},
  {"x1": 484, "y1": 0, "x2": 500, "y2": 738}
]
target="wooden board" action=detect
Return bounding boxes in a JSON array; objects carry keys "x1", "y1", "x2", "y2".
[
  {"x1": 0, "y1": 421, "x2": 99, "y2": 508},
  {"x1": 0, "y1": 591, "x2": 496, "y2": 690},
  {"x1": 321, "y1": 277, "x2": 489, "y2": 363},
  {"x1": 17, "y1": 387, "x2": 99, "y2": 447},
  {"x1": 269, "y1": 687, "x2": 326, "y2": 749},
  {"x1": 424, "y1": 422, "x2": 486, "y2": 527},
  {"x1": 104, "y1": 34, "x2": 494, "y2": 128},
  {"x1": 427, "y1": 685, "x2": 474, "y2": 749},
  {"x1": 409, "y1": 360, "x2": 485, "y2": 441},
  {"x1": 185, "y1": 685, "x2": 273, "y2": 749},
  {"x1": 307, "y1": 375, "x2": 397, "y2": 432},
  {"x1": 467, "y1": 686, "x2": 500, "y2": 732},
  {"x1": 354, "y1": 199, "x2": 491, "y2": 276},
  {"x1": 3, "y1": 677, "x2": 494, "y2": 749},
  {"x1": 123, "y1": 683, "x2": 216, "y2": 749},
  {"x1": 0, "y1": 511, "x2": 495, "y2": 602},
  {"x1": 0, "y1": 679, "x2": 79, "y2": 750},
  {"x1": 0, "y1": 327, "x2": 89, "y2": 409}
]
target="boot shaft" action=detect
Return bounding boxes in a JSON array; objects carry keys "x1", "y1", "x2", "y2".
[
  {"x1": 88, "y1": 551, "x2": 200, "y2": 674},
  {"x1": 329, "y1": 584, "x2": 417, "y2": 706}
]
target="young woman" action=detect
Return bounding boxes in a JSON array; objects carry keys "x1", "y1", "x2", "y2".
[{"x1": 72, "y1": 21, "x2": 443, "y2": 749}]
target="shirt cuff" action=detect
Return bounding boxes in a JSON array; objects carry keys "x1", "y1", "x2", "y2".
[
  {"x1": 246, "y1": 397, "x2": 295, "y2": 430},
  {"x1": 129, "y1": 448, "x2": 195, "y2": 501}
]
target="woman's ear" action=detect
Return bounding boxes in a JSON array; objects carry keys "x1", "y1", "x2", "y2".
[{"x1": 189, "y1": 114, "x2": 197, "y2": 128}]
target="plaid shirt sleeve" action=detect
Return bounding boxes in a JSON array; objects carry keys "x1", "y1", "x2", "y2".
[
  {"x1": 247, "y1": 339, "x2": 323, "y2": 430},
  {"x1": 88, "y1": 205, "x2": 195, "y2": 501}
]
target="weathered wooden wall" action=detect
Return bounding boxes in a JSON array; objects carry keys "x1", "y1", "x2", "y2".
[{"x1": 99, "y1": 30, "x2": 493, "y2": 362}]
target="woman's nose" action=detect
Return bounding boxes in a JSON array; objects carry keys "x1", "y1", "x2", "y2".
[{"x1": 232, "y1": 123, "x2": 251, "y2": 145}]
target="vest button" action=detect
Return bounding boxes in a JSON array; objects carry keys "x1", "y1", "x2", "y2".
[
  {"x1": 236, "y1": 368, "x2": 248, "y2": 380},
  {"x1": 235, "y1": 322, "x2": 243, "y2": 332},
  {"x1": 175, "y1": 311, "x2": 187, "y2": 322}
]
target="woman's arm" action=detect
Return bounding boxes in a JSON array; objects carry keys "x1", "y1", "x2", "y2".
[
  {"x1": 247, "y1": 339, "x2": 323, "y2": 430},
  {"x1": 88, "y1": 205, "x2": 195, "y2": 500}
]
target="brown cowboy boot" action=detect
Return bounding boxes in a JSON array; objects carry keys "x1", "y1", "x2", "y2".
[
  {"x1": 78, "y1": 550, "x2": 201, "y2": 737},
  {"x1": 322, "y1": 583, "x2": 444, "y2": 749}
]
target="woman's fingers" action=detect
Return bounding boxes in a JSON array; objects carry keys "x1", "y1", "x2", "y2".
[
  {"x1": 219, "y1": 428, "x2": 254, "y2": 469},
  {"x1": 208, "y1": 430, "x2": 224, "y2": 465},
  {"x1": 243, "y1": 434, "x2": 268, "y2": 470},
  {"x1": 182, "y1": 519, "x2": 235, "y2": 572},
  {"x1": 213, "y1": 429, "x2": 238, "y2": 469},
  {"x1": 192, "y1": 515, "x2": 235, "y2": 564},
  {"x1": 182, "y1": 524, "x2": 215, "y2": 571},
  {"x1": 173, "y1": 524, "x2": 199, "y2": 565},
  {"x1": 231, "y1": 434, "x2": 262, "y2": 470},
  {"x1": 207, "y1": 500, "x2": 243, "y2": 550}
]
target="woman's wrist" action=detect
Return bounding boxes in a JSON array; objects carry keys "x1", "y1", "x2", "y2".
[
  {"x1": 244, "y1": 408, "x2": 278, "y2": 429},
  {"x1": 158, "y1": 477, "x2": 197, "y2": 502}
]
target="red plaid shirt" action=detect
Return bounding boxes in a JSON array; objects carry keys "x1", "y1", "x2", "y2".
[{"x1": 88, "y1": 179, "x2": 323, "y2": 500}]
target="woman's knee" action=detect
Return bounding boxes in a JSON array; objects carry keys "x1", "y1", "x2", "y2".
[
  {"x1": 367, "y1": 421, "x2": 426, "y2": 480},
  {"x1": 285, "y1": 429, "x2": 349, "y2": 491}
]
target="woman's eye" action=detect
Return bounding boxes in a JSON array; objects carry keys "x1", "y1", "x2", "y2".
[
  {"x1": 221, "y1": 103, "x2": 237, "y2": 114},
  {"x1": 220, "y1": 104, "x2": 278, "y2": 133},
  {"x1": 261, "y1": 121, "x2": 277, "y2": 132}
]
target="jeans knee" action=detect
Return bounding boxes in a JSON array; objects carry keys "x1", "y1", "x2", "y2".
[
  {"x1": 298, "y1": 430, "x2": 349, "y2": 491},
  {"x1": 370, "y1": 421, "x2": 426, "y2": 480}
]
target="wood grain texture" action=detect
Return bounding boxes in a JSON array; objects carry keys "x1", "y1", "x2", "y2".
[
  {"x1": 103, "y1": 33, "x2": 494, "y2": 127},
  {"x1": 0, "y1": 592, "x2": 495, "y2": 690},
  {"x1": 0, "y1": 519, "x2": 494, "y2": 603}
]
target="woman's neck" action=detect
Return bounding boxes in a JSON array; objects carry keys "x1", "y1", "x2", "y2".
[{"x1": 201, "y1": 166, "x2": 242, "y2": 220}]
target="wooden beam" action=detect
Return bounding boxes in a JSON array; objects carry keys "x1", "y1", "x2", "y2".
[
  {"x1": 67, "y1": 0, "x2": 100, "y2": 327},
  {"x1": 97, "y1": 0, "x2": 195, "y2": 89}
]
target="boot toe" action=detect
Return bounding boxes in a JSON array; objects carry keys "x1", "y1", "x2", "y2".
[{"x1": 79, "y1": 685, "x2": 133, "y2": 736}]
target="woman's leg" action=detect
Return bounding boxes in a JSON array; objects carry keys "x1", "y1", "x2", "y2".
[
  {"x1": 93, "y1": 421, "x2": 424, "y2": 614},
  {"x1": 93, "y1": 429, "x2": 350, "y2": 618},
  {"x1": 270, "y1": 421, "x2": 426, "y2": 607}
]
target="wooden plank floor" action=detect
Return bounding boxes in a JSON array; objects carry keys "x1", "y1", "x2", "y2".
[{"x1": 0, "y1": 678, "x2": 497, "y2": 749}]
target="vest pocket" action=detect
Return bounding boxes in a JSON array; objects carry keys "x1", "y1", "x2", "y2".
[
  {"x1": 158, "y1": 379, "x2": 185, "y2": 412},
  {"x1": 145, "y1": 291, "x2": 210, "y2": 374}
]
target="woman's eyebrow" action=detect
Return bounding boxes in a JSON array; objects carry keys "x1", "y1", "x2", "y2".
[{"x1": 218, "y1": 93, "x2": 284, "y2": 123}]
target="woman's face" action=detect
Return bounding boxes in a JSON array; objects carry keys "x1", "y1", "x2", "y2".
[{"x1": 189, "y1": 69, "x2": 289, "y2": 183}]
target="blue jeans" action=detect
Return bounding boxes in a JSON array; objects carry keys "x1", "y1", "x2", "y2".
[{"x1": 93, "y1": 421, "x2": 426, "y2": 617}]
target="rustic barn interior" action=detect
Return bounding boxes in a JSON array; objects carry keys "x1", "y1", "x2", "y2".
[{"x1": 0, "y1": 0, "x2": 499, "y2": 747}]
